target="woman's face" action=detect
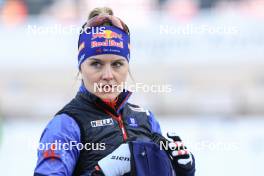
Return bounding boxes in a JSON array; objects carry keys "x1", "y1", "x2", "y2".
[{"x1": 80, "y1": 54, "x2": 129, "y2": 101}]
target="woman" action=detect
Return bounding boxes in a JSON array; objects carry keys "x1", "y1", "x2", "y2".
[{"x1": 34, "y1": 7, "x2": 195, "y2": 176}]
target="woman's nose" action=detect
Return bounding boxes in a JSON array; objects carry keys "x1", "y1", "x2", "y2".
[{"x1": 102, "y1": 65, "x2": 114, "y2": 81}]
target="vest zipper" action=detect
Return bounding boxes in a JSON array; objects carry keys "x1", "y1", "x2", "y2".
[
  {"x1": 116, "y1": 115, "x2": 128, "y2": 141},
  {"x1": 101, "y1": 109, "x2": 128, "y2": 141}
]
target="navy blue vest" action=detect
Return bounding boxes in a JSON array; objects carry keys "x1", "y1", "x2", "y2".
[{"x1": 56, "y1": 90, "x2": 154, "y2": 175}]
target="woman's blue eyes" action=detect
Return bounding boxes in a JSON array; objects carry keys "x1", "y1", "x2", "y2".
[
  {"x1": 90, "y1": 61, "x2": 123, "y2": 68},
  {"x1": 112, "y1": 62, "x2": 123, "y2": 67},
  {"x1": 90, "y1": 62, "x2": 102, "y2": 67}
]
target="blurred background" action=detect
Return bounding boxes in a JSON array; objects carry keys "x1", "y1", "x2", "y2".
[{"x1": 0, "y1": 0, "x2": 264, "y2": 175}]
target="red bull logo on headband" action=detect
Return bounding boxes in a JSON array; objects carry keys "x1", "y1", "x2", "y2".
[
  {"x1": 91, "y1": 40, "x2": 123, "y2": 48},
  {"x1": 92, "y1": 30, "x2": 123, "y2": 40},
  {"x1": 78, "y1": 26, "x2": 130, "y2": 69}
]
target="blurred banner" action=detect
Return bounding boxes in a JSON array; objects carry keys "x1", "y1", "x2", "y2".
[{"x1": 1, "y1": 1, "x2": 264, "y2": 118}]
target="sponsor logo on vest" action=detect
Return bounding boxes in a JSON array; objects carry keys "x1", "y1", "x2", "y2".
[
  {"x1": 90, "y1": 118, "x2": 114, "y2": 127},
  {"x1": 127, "y1": 117, "x2": 138, "y2": 128},
  {"x1": 110, "y1": 155, "x2": 130, "y2": 161}
]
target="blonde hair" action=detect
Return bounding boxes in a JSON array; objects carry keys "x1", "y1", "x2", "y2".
[{"x1": 88, "y1": 7, "x2": 114, "y2": 19}]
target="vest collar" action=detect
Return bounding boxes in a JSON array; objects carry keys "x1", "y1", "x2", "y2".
[{"x1": 78, "y1": 84, "x2": 132, "y2": 116}]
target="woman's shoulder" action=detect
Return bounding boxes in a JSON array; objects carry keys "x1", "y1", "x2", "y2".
[
  {"x1": 47, "y1": 113, "x2": 79, "y2": 130},
  {"x1": 125, "y1": 102, "x2": 162, "y2": 134},
  {"x1": 39, "y1": 113, "x2": 81, "y2": 142}
]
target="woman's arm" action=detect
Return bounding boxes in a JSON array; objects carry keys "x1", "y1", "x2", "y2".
[
  {"x1": 34, "y1": 114, "x2": 81, "y2": 176},
  {"x1": 147, "y1": 110, "x2": 162, "y2": 134}
]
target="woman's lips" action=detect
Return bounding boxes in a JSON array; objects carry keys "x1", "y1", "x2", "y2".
[
  {"x1": 100, "y1": 84, "x2": 115, "y2": 93},
  {"x1": 101, "y1": 84, "x2": 113, "y2": 88}
]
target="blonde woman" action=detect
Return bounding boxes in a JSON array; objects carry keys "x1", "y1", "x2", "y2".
[{"x1": 34, "y1": 7, "x2": 195, "y2": 176}]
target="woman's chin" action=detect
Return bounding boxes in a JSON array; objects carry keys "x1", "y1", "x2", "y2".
[{"x1": 96, "y1": 92, "x2": 119, "y2": 101}]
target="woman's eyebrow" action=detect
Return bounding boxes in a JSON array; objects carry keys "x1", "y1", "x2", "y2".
[
  {"x1": 112, "y1": 59, "x2": 125, "y2": 62},
  {"x1": 89, "y1": 58, "x2": 125, "y2": 62},
  {"x1": 89, "y1": 58, "x2": 102, "y2": 62}
]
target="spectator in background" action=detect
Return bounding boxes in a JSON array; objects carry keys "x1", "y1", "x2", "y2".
[
  {"x1": 1, "y1": 0, "x2": 28, "y2": 26},
  {"x1": 163, "y1": 0, "x2": 198, "y2": 21},
  {"x1": 199, "y1": 0, "x2": 218, "y2": 9}
]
